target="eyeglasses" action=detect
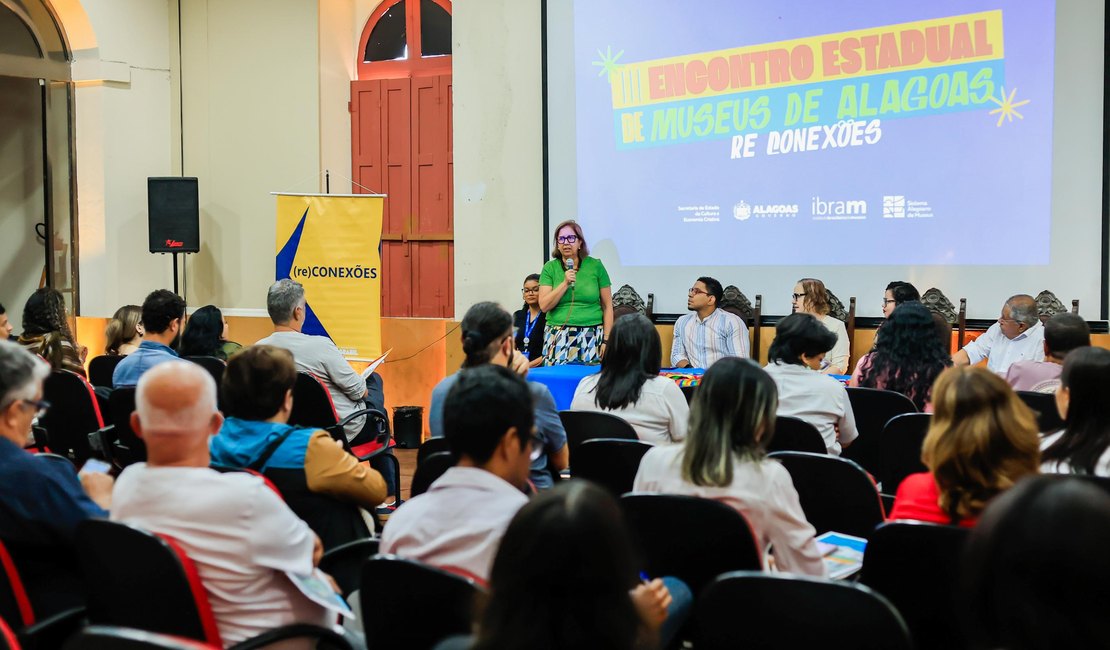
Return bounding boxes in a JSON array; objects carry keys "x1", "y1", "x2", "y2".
[
  {"x1": 22, "y1": 399, "x2": 50, "y2": 420},
  {"x1": 881, "y1": 298, "x2": 897, "y2": 306},
  {"x1": 688, "y1": 288, "x2": 708, "y2": 296},
  {"x1": 791, "y1": 292, "x2": 806, "y2": 301},
  {"x1": 557, "y1": 235, "x2": 578, "y2": 244},
  {"x1": 522, "y1": 287, "x2": 540, "y2": 294}
]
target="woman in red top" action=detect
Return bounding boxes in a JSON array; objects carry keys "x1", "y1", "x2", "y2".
[{"x1": 889, "y1": 366, "x2": 1040, "y2": 527}]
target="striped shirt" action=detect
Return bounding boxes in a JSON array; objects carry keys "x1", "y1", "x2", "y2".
[{"x1": 670, "y1": 308, "x2": 749, "y2": 368}]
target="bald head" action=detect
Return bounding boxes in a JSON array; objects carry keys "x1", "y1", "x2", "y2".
[
  {"x1": 1005, "y1": 294, "x2": 1038, "y2": 327},
  {"x1": 134, "y1": 362, "x2": 222, "y2": 466}
]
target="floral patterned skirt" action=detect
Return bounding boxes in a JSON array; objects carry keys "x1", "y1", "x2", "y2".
[{"x1": 542, "y1": 324, "x2": 604, "y2": 366}]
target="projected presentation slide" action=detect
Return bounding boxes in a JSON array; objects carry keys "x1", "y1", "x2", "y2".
[{"x1": 573, "y1": 0, "x2": 1055, "y2": 267}]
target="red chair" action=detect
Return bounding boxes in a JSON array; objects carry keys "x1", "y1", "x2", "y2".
[
  {"x1": 288, "y1": 372, "x2": 399, "y2": 487},
  {"x1": 74, "y1": 520, "x2": 352, "y2": 649},
  {"x1": 40, "y1": 370, "x2": 105, "y2": 465},
  {"x1": 0, "y1": 539, "x2": 84, "y2": 649}
]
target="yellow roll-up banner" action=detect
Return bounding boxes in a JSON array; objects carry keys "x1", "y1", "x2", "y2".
[{"x1": 274, "y1": 193, "x2": 384, "y2": 360}]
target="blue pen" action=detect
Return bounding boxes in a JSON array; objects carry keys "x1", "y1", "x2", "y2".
[{"x1": 639, "y1": 571, "x2": 651, "y2": 583}]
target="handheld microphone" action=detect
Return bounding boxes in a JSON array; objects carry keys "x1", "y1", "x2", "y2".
[{"x1": 564, "y1": 257, "x2": 576, "y2": 288}]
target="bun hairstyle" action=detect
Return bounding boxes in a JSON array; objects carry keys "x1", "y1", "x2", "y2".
[{"x1": 460, "y1": 302, "x2": 514, "y2": 367}]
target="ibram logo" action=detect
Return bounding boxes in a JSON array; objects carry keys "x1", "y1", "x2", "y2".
[{"x1": 733, "y1": 201, "x2": 752, "y2": 221}]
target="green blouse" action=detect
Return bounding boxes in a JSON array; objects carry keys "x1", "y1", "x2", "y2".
[{"x1": 539, "y1": 256, "x2": 612, "y2": 327}]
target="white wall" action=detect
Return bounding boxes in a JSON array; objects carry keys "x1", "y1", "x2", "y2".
[
  {"x1": 453, "y1": 0, "x2": 546, "y2": 318},
  {"x1": 0, "y1": 76, "x2": 46, "y2": 316},
  {"x1": 72, "y1": 0, "x2": 176, "y2": 317}
]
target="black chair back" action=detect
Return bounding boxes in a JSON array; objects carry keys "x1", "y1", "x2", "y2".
[
  {"x1": 63, "y1": 626, "x2": 213, "y2": 649},
  {"x1": 87, "y1": 355, "x2": 124, "y2": 389},
  {"x1": 859, "y1": 521, "x2": 970, "y2": 650},
  {"x1": 0, "y1": 540, "x2": 29, "y2": 632},
  {"x1": 0, "y1": 617, "x2": 18, "y2": 650},
  {"x1": 843, "y1": 387, "x2": 917, "y2": 475},
  {"x1": 75, "y1": 520, "x2": 215, "y2": 644},
  {"x1": 680, "y1": 385, "x2": 696, "y2": 404},
  {"x1": 183, "y1": 357, "x2": 225, "y2": 407},
  {"x1": 288, "y1": 373, "x2": 341, "y2": 430},
  {"x1": 558, "y1": 411, "x2": 638, "y2": 458},
  {"x1": 262, "y1": 468, "x2": 373, "y2": 551},
  {"x1": 416, "y1": 437, "x2": 451, "y2": 465},
  {"x1": 1016, "y1": 390, "x2": 1065, "y2": 433},
  {"x1": 770, "y1": 451, "x2": 885, "y2": 538},
  {"x1": 768, "y1": 416, "x2": 827, "y2": 454},
  {"x1": 319, "y1": 539, "x2": 380, "y2": 598},
  {"x1": 571, "y1": 438, "x2": 652, "y2": 496},
  {"x1": 108, "y1": 388, "x2": 145, "y2": 466},
  {"x1": 695, "y1": 571, "x2": 911, "y2": 650},
  {"x1": 410, "y1": 452, "x2": 456, "y2": 497},
  {"x1": 40, "y1": 370, "x2": 105, "y2": 465},
  {"x1": 0, "y1": 538, "x2": 86, "y2": 640},
  {"x1": 360, "y1": 555, "x2": 481, "y2": 650},
  {"x1": 621, "y1": 494, "x2": 761, "y2": 596},
  {"x1": 879, "y1": 413, "x2": 931, "y2": 494}
]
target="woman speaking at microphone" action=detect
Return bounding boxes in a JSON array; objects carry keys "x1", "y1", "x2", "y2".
[{"x1": 538, "y1": 220, "x2": 613, "y2": 365}]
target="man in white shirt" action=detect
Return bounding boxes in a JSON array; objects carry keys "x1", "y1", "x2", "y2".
[
  {"x1": 111, "y1": 361, "x2": 339, "y2": 646},
  {"x1": 671, "y1": 277, "x2": 749, "y2": 368},
  {"x1": 255, "y1": 279, "x2": 397, "y2": 506},
  {"x1": 954, "y1": 294, "x2": 1045, "y2": 375},
  {"x1": 381, "y1": 365, "x2": 533, "y2": 584}
]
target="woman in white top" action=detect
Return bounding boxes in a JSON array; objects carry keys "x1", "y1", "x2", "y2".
[
  {"x1": 763, "y1": 313, "x2": 858, "y2": 455},
  {"x1": 570, "y1": 314, "x2": 688, "y2": 445},
  {"x1": 1041, "y1": 347, "x2": 1110, "y2": 476},
  {"x1": 633, "y1": 357, "x2": 825, "y2": 576},
  {"x1": 791, "y1": 277, "x2": 849, "y2": 374}
]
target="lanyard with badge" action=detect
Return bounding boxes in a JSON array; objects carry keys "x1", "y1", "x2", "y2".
[{"x1": 521, "y1": 310, "x2": 539, "y2": 359}]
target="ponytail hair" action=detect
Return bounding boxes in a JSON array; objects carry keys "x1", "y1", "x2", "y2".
[{"x1": 460, "y1": 302, "x2": 513, "y2": 367}]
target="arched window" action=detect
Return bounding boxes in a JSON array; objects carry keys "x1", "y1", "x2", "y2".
[{"x1": 357, "y1": 0, "x2": 452, "y2": 79}]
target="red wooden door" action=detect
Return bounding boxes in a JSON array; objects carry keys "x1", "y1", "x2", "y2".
[{"x1": 351, "y1": 74, "x2": 453, "y2": 318}]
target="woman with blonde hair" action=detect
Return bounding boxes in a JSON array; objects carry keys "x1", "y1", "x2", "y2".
[
  {"x1": 790, "y1": 277, "x2": 849, "y2": 374},
  {"x1": 633, "y1": 357, "x2": 825, "y2": 576},
  {"x1": 889, "y1": 366, "x2": 1040, "y2": 527},
  {"x1": 105, "y1": 305, "x2": 143, "y2": 355}
]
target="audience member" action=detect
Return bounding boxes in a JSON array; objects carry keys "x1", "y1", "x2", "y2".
[
  {"x1": 17, "y1": 287, "x2": 86, "y2": 377},
  {"x1": 790, "y1": 278, "x2": 849, "y2": 373},
  {"x1": 429, "y1": 302, "x2": 567, "y2": 489},
  {"x1": 1004, "y1": 312, "x2": 1089, "y2": 393},
  {"x1": 513, "y1": 273, "x2": 546, "y2": 368},
  {"x1": 571, "y1": 314, "x2": 688, "y2": 445},
  {"x1": 210, "y1": 346, "x2": 387, "y2": 540},
  {"x1": 763, "y1": 313, "x2": 857, "y2": 455},
  {"x1": 254, "y1": 279, "x2": 397, "y2": 506},
  {"x1": 537, "y1": 220, "x2": 613, "y2": 366},
  {"x1": 0, "y1": 340, "x2": 112, "y2": 615},
  {"x1": 850, "y1": 302, "x2": 951, "y2": 410},
  {"x1": 463, "y1": 482, "x2": 688, "y2": 650},
  {"x1": 670, "y1": 276, "x2": 749, "y2": 368},
  {"x1": 881, "y1": 281, "x2": 920, "y2": 318},
  {"x1": 889, "y1": 367, "x2": 1040, "y2": 526},
  {"x1": 633, "y1": 357, "x2": 826, "y2": 576},
  {"x1": 105, "y1": 304, "x2": 143, "y2": 355},
  {"x1": 111, "y1": 362, "x2": 338, "y2": 645},
  {"x1": 953, "y1": 294, "x2": 1044, "y2": 374},
  {"x1": 179, "y1": 304, "x2": 243, "y2": 360},
  {"x1": 383, "y1": 365, "x2": 532, "y2": 583},
  {"x1": 113, "y1": 289, "x2": 186, "y2": 388},
  {"x1": 0, "y1": 302, "x2": 14, "y2": 340},
  {"x1": 1040, "y1": 347, "x2": 1110, "y2": 476},
  {"x1": 961, "y1": 476, "x2": 1110, "y2": 650}
]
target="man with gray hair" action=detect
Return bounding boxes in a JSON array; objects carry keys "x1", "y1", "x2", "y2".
[
  {"x1": 255, "y1": 279, "x2": 397, "y2": 509},
  {"x1": 953, "y1": 294, "x2": 1045, "y2": 374},
  {"x1": 111, "y1": 361, "x2": 340, "y2": 645},
  {"x1": 0, "y1": 340, "x2": 113, "y2": 616}
]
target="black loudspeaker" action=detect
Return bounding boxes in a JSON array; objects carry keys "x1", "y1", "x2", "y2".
[{"x1": 148, "y1": 177, "x2": 199, "y2": 253}]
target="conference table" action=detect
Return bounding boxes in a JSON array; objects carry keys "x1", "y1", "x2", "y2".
[
  {"x1": 529, "y1": 364, "x2": 852, "y2": 411},
  {"x1": 528, "y1": 365, "x2": 706, "y2": 411}
]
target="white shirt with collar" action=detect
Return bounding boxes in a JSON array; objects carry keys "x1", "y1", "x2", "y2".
[
  {"x1": 670, "y1": 308, "x2": 749, "y2": 368},
  {"x1": 762, "y1": 361, "x2": 858, "y2": 455},
  {"x1": 962, "y1": 320, "x2": 1045, "y2": 375},
  {"x1": 380, "y1": 467, "x2": 528, "y2": 584},
  {"x1": 570, "y1": 374, "x2": 689, "y2": 445}
]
